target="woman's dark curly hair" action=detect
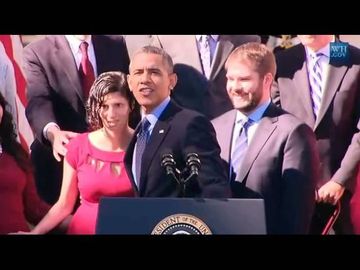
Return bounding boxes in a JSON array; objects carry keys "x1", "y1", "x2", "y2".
[
  {"x1": 0, "y1": 92, "x2": 32, "y2": 173},
  {"x1": 86, "y1": 71, "x2": 135, "y2": 131}
]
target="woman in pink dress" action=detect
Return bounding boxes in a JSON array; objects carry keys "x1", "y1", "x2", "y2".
[{"x1": 15, "y1": 71, "x2": 135, "y2": 234}]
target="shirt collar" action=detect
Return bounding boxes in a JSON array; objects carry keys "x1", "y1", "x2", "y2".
[
  {"x1": 235, "y1": 99, "x2": 271, "y2": 125},
  {"x1": 65, "y1": 35, "x2": 93, "y2": 54},
  {"x1": 305, "y1": 39, "x2": 332, "y2": 60},
  {"x1": 142, "y1": 96, "x2": 171, "y2": 128}
]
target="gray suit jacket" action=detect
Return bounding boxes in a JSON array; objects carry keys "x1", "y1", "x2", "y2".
[
  {"x1": 272, "y1": 44, "x2": 360, "y2": 191},
  {"x1": 25, "y1": 35, "x2": 131, "y2": 143},
  {"x1": 153, "y1": 35, "x2": 261, "y2": 119},
  {"x1": 212, "y1": 104, "x2": 319, "y2": 234}
]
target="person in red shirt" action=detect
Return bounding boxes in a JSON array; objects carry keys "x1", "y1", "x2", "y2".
[
  {"x1": 0, "y1": 92, "x2": 50, "y2": 234},
  {"x1": 14, "y1": 71, "x2": 135, "y2": 234}
]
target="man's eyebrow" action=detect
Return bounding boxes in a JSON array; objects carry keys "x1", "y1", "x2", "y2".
[{"x1": 147, "y1": 67, "x2": 161, "y2": 71}]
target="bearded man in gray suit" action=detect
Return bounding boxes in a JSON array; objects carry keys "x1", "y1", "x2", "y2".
[{"x1": 212, "y1": 43, "x2": 320, "y2": 234}]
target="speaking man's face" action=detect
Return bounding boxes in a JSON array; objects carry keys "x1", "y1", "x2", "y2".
[{"x1": 128, "y1": 52, "x2": 176, "y2": 114}]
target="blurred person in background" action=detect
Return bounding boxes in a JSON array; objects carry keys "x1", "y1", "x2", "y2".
[
  {"x1": 0, "y1": 42, "x2": 18, "y2": 135},
  {"x1": 272, "y1": 35, "x2": 360, "y2": 234},
  {"x1": 0, "y1": 92, "x2": 50, "y2": 234}
]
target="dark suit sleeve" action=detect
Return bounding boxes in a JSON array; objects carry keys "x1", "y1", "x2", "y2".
[
  {"x1": 233, "y1": 35, "x2": 261, "y2": 44},
  {"x1": 182, "y1": 115, "x2": 231, "y2": 198},
  {"x1": 326, "y1": 46, "x2": 360, "y2": 189},
  {"x1": 332, "y1": 119, "x2": 360, "y2": 188},
  {"x1": 24, "y1": 45, "x2": 57, "y2": 144},
  {"x1": 247, "y1": 35, "x2": 261, "y2": 43},
  {"x1": 281, "y1": 123, "x2": 318, "y2": 234},
  {"x1": 97, "y1": 35, "x2": 130, "y2": 75}
]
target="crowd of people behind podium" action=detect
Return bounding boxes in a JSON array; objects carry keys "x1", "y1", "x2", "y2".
[{"x1": 0, "y1": 35, "x2": 359, "y2": 234}]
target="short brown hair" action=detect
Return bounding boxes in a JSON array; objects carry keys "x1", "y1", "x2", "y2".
[{"x1": 225, "y1": 42, "x2": 276, "y2": 77}]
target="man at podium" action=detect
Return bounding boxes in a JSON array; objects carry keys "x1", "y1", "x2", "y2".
[{"x1": 125, "y1": 46, "x2": 231, "y2": 198}]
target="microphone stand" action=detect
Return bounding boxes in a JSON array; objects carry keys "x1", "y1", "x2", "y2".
[
  {"x1": 161, "y1": 153, "x2": 200, "y2": 198},
  {"x1": 179, "y1": 153, "x2": 201, "y2": 197},
  {"x1": 178, "y1": 171, "x2": 196, "y2": 197},
  {"x1": 161, "y1": 154, "x2": 182, "y2": 195},
  {"x1": 163, "y1": 166, "x2": 193, "y2": 197}
]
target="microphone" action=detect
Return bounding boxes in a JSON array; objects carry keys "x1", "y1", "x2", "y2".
[
  {"x1": 161, "y1": 153, "x2": 180, "y2": 184},
  {"x1": 186, "y1": 153, "x2": 201, "y2": 177}
]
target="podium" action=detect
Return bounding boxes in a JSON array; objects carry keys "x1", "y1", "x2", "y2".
[{"x1": 96, "y1": 197, "x2": 267, "y2": 234}]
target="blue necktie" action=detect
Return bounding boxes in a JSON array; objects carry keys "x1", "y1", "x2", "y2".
[
  {"x1": 230, "y1": 118, "x2": 253, "y2": 181},
  {"x1": 135, "y1": 118, "x2": 150, "y2": 186},
  {"x1": 309, "y1": 53, "x2": 324, "y2": 119}
]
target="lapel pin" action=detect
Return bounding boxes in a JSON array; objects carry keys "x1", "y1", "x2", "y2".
[{"x1": 159, "y1": 129, "x2": 164, "y2": 134}]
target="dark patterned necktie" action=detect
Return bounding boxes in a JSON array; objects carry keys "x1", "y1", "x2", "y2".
[{"x1": 135, "y1": 118, "x2": 150, "y2": 186}]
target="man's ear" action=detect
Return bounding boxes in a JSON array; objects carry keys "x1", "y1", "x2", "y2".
[
  {"x1": 263, "y1": 73, "x2": 273, "y2": 89},
  {"x1": 169, "y1": 73, "x2": 178, "y2": 91},
  {"x1": 127, "y1": 74, "x2": 133, "y2": 92}
]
